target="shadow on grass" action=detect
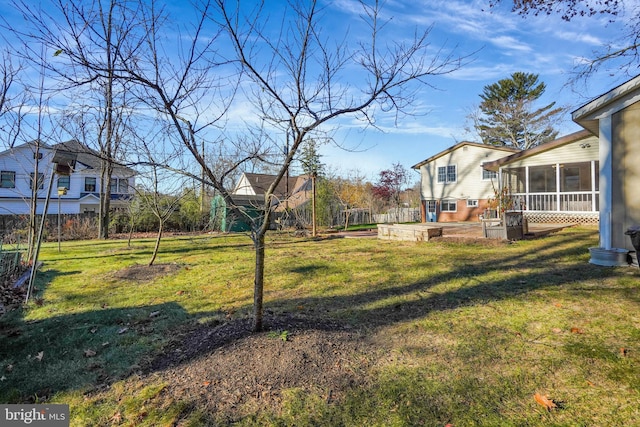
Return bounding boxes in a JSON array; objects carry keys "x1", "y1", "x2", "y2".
[
  {"x1": 0, "y1": 297, "x2": 223, "y2": 403},
  {"x1": 0, "y1": 229, "x2": 631, "y2": 406}
]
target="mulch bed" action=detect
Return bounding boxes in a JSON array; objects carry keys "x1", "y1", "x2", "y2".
[{"x1": 143, "y1": 314, "x2": 378, "y2": 422}]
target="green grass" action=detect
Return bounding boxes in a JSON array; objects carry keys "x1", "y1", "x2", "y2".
[{"x1": 1, "y1": 227, "x2": 639, "y2": 426}]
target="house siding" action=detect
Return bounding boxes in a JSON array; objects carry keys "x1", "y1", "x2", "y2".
[
  {"x1": 612, "y1": 101, "x2": 640, "y2": 250},
  {"x1": 0, "y1": 143, "x2": 134, "y2": 215},
  {"x1": 417, "y1": 144, "x2": 515, "y2": 222},
  {"x1": 419, "y1": 145, "x2": 511, "y2": 201},
  {"x1": 497, "y1": 135, "x2": 599, "y2": 168}
]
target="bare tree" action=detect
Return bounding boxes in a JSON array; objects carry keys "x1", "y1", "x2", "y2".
[
  {"x1": 16, "y1": 0, "x2": 466, "y2": 331},
  {"x1": 136, "y1": 166, "x2": 186, "y2": 266},
  {"x1": 210, "y1": 0, "x2": 466, "y2": 331},
  {"x1": 9, "y1": 0, "x2": 148, "y2": 239}
]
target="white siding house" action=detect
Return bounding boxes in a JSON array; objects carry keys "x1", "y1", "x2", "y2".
[
  {"x1": 483, "y1": 130, "x2": 600, "y2": 224},
  {"x1": 0, "y1": 141, "x2": 136, "y2": 215},
  {"x1": 411, "y1": 142, "x2": 519, "y2": 222}
]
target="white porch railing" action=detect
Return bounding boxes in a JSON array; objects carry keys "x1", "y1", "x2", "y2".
[{"x1": 511, "y1": 192, "x2": 598, "y2": 212}]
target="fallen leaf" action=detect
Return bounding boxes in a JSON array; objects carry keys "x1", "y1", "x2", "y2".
[
  {"x1": 84, "y1": 349, "x2": 97, "y2": 358},
  {"x1": 149, "y1": 311, "x2": 161, "y2": 318},
  {"x1": 5, "y1": 364, "x2": 13, "y2": 372},
  {"x1": 118, "y1": 327, "x2": 129, "y2": 334},
  {"x1": 553, "y1": 302, "x2": 562, "y2": 308},
  {"x1": 203, "y1": 381, "x2": 211, "y2": 387},
  {"x1": 176, "y1": 290, "x2": 185, "y2": 295},
  {"x1": 110, "y1": 412, "x2": 122, "y2": 423},
  {"x1": 534, "y1": 393, "x2": 557, "y2": 411},
  {"x1": 552, "y1": 328, "x2": 562, "y2": 334},
  {"x1": 0, "y1": 376, "x2": 5, "y2": 381},
  {"x1": 34, "y1": 351, "x2": 44, "y2": 362},
  {"x1": 570, "y1": 327, "x2": 584, "y2": 334},
  {"x1": 586, "y1": 380, "x2": 596, "y2": 387},
  {"x1": 102, "y1": 342, "x2": 110, "y2": 347},
  {"x1": 620, "y1": 347, "x2": 628, "y2": 357},
  {"x1": 90, "y1": 327, "x2": 98, "y2": 334}
]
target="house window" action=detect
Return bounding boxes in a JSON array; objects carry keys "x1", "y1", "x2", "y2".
[
  {"x1": 33, "y1": 152, "x2": 43, "y2": 160},
  {"x1": 482, "y1": 169, "x2": 497, "y2": 180},
  {"x1": 110, "y1": 177, "x2": 130, "y2": 194},
  {"x1": 529, "y1": 165, "x2": 556, "y2": 192},
  {"x1": 505, "y1": 167, "x2": 526, "y2": 193},
  {"x1": 85, "y1": 177, "x2": 97, "y2": 192},
  {"x1": 30, "y1": 173, "x2": 44, "y2": 190},
  {"x1": 441, "y1": 199, "x2": 457, "y2": 212},
  {"x1": 1, "y1": 171, "x2": 15, "y2": 188},
  {"x1": 437, "y1": 165, "x2": 457, "y2": 183},
  {"x1": 58, "y1": 175, "x2": 70, "y2": 190},
  {"x1": 467, "y1": 199, "x2": 479, "y2": 207},
  {"x1": 560, "y1": 162, "x2": 592, "y2": 192}
]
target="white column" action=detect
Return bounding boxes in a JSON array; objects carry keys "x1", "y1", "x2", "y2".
[
  {"x1": 555, "y1": 163, "x2": 561, "y2": 212},
  {"x1": 591, "y1": 161, "x2": 597, "y2": 212},
  {"x1": 599, "y1": 116, "x2": 613, "y2": 250}
]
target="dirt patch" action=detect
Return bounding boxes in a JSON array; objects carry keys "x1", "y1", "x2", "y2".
[
  {"x1": 110, "y1": 263, "x2": 182, "y2": 282},
  {"x1": 144, "y1": 314, "x2": 378, "y2": 421}
]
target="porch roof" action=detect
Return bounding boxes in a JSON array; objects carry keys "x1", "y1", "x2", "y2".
[{"x1": 482, "y1": 130, "x2": 593, "y2": 172}]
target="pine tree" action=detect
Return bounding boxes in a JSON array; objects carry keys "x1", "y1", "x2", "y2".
[{"x1": 475, "y1": 72, "x2": 563, "y2": 150}]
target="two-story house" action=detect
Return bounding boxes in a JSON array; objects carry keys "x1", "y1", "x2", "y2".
[
  {"x1": 0, "y1": 140, "x2": 136, "y2": 216},
  {"x1": 411, "y1": 142, "x2": 520, "y2": 222}
]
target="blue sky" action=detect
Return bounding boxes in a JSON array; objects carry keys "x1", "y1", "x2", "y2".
[
  {"x1": 0, "y1": 0, "x2": 636, "y2": 186},
  {"x1": 308, "y1": 0, "x2": 637, "y2": 184}
]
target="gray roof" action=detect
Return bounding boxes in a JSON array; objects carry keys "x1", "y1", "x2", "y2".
[{"x1": 52, "y1": 140, "x2": 136, "y2": 176}]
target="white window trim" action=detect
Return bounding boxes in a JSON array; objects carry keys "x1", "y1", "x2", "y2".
[
  {"x1": 437, "y1": 164, "x2": 457, "y2": 184},
  {"x1": 466, "y1": 199, "x2": 478, "y2": 207},
  {"x1": 441, "y1": 199, "x2": 457, "y2": 212},
  {"x1": 482, "y1": 168, "x2": 497, "y2": 181}
]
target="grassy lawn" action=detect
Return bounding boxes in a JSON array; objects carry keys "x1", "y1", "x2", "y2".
[{"x1": 1, "y1": 227, "x2": 639, "y2": 426}]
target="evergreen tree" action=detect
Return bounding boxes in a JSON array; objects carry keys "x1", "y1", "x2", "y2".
[{"x1": 474, "y1": 72, "x2": 563, "y2": 150}]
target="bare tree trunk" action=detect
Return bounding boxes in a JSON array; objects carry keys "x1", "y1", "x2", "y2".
[
  {"x1": 311, "y1": 174, "x2": 317, "y2": 237},
  {"x1": 149, "y1": 220, "x2": 163, "y2": 266},
  {"x1": 253, "y1": 230, "x2": 266, "y2": 332},
  {"x1": 127, "y1": 220, "x2": 134, "y2": 247}
]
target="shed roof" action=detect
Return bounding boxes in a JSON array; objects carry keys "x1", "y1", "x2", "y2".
[{"x1": 238, "y1": 173, "x2": 308, "y2": 197}]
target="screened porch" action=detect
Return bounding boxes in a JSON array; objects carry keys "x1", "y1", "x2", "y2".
[{"x1": 502, "y1": 161, "x2": 599, "y2": 213}]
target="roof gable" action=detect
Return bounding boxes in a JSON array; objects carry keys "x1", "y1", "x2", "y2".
[{"x1": 53, "y1": 140, "x2": 136, "y2": 176}]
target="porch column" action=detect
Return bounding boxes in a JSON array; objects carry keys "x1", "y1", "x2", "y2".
[
  {"x1": 599, "y1": 116, "x2": 613, "y2": 250},
  {"x1": 420, "y1": 200, "x2": 426, "y2": 223},
  {"x1": 555, "y1": 162, "x2": 561, "y2": 212}
]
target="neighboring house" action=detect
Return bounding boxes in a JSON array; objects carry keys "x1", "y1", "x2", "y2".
[
  {"x1": 411, "y1": 142, "x2": 520, "y2": 222},
  {"x1": 231, "y1": 172, "x2": 311, "y2": 211},
  {"x1": 0, "y1": 140, "x2": 136, "y2": 216},
  {"x1": 482, "y1": 130, "x2": 600, "y2": 225},
  {"x1": 572, "y1": 74, "x2": 640, "y2": 255}
]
